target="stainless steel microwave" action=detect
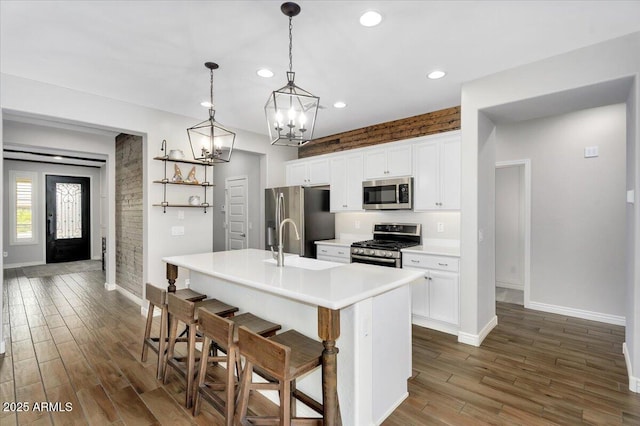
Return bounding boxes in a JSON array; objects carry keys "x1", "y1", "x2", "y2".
[{"x1": 362, "y1": 177, "x2": 413, "y2": 210}]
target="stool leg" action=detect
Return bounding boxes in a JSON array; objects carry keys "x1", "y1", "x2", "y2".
[
  {"x1": 192, "y1": 335, "x2": 210, "y2": 417},
  {"x1": 225, "y1": 346, "x2": 237, "y2": 426},
  {"x1": 281, "y1": 379, "x2": 291, "y2": 426},
  {"x1": 185, "y1": 322, "x2": 197, "y2": 409},
  {"x1": 141, "y1": 301, "x2": 154, "y2": 362},
  {"x1": 234, "y1": 360, "x2": 253, "y2": 425},
  {"x1": 156, "y1": 306, "x2": 167, "y2": 380},
  {"x1": 163, "y1": 315, "x2": 179, "y2": 384}
]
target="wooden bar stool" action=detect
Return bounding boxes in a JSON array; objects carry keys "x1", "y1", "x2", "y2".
[
  {"x1": 234, "y1": 327, "x2": 325, "y2": 425},
  {"x1": 163, "y1": 293, "x2": 239, "y2": 408},
  {"x1": 141, "y1": 283, "x2": 207, "y2": 379},
  {"x1": 192, "y1": 310, "x2": 282, "y2": 424}
]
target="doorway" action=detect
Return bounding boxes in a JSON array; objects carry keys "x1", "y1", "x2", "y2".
[
  {"x1": 45, "y1": 175, "x2": 91, "y2": 263},
  {"x1": 495, "y1": 160, "x2": 530, "y2": 306},
  {"x1": 225, "y1": 176, "x2": 248, "y2": 250}
]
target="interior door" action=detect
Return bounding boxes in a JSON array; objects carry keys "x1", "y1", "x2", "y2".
[
  {"x1": 225, "y1": 176, "x2": 248, "y2": 250},
  {"x1": 46, "y1": 175, "x2": 91, "y2": 263}
]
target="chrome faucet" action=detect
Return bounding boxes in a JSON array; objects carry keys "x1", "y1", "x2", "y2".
[
  {"x1": 270, "y1": 192, "x2": 300, "y2": 266},
  {"x1": 272, "y1": 218, "x2": 300, "y2": 266}
]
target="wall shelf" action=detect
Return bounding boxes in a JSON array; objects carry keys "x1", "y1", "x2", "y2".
[{"x1": 153, "y1": 150, "x2": 214, "y2": 213}]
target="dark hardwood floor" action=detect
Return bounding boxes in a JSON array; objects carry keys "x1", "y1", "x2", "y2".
[{"x1": 1, "y1": 266, "x2": 639, "y2": 425}]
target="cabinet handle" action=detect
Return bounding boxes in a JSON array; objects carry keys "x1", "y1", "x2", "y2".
[
  {"x1": 343, "y1": 204, "x2": 347, "y2": 208},
  {"x1": 338, "y1": 251, "x2": 344, "y2": 255},
  {"x1": 320, "y1": 249, "x2": 327, "y2": 253},
  {"x1": 410, "y1": 259, "x2": 420, "y2": 263},
  {"x1": 438, "y1": 262, "x2": 448, "y2": 267}
]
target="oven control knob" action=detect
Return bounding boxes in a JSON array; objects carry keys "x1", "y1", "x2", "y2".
[
  {"x1": 385, "y1": 252, "x2": 393, "y2": 258},
  {"x1": 368, "y1": 249, "x2": 375, "y2": 255}
]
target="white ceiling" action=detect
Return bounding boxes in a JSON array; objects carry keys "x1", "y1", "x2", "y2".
[{"x1": 2, "y1": 1, "x2": 640, "y2": 139}]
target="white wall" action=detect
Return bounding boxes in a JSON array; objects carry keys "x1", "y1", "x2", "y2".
[
  {"x1": 2, "y1": 158, "x2": 103, "y2": 267},
  {"x1": 460, "y1": 32, "x2": 639, "y2": 390},
  {"x1": 495, "y1": 165, "x2": 525, "y2": 290},
  {"x1": 335, "y1": 211, "x2": 460, "y2": 243},
  {"x1": 496, "y1": 104, "x2": 627, "y2": 319},
  {"x1": 0, "y1": 73, "x2": 296, "y2": 310}
]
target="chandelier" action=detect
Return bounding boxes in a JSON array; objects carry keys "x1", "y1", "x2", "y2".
[
  {"x1": 187, "y1": 62, "x2": 236, "y2": 163},
  {"x1": 265, "y1": 2, "x2": 319, "y2": 146}
]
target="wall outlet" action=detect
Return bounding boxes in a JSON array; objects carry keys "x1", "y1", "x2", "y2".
[
  {"x1": 171, "y1": 226, "x2": 185, "y2": 236},
  {"x1": 355, "y1": 220, "x2": 361, "y2": 229},
  {"x1": 177, "y1": 210, "x2": 184, "y2": 220},
  {"x1": 437, "y1": 222, "x2": 445, "y2": 233},
  {"x1": 3, "y1": 251, "x2": 7, "y2": 258},
  {"x1": 184, "y1": 279, "x2": 190, "y2": 288}
]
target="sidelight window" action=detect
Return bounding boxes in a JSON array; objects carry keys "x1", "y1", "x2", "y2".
[{"x1": 10, "y1": 170, "x2": 38, "y2": 245}]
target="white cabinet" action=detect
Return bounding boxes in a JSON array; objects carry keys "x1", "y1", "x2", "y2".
[
  {"x1": 413, "y1": 133, "x2": 460, "y2": 210},
  {"x1": 316, "y1": 243, "x2": 351, "y2": 264},
  {"x1": 363, "y1": 144, "x2": 412, "y2": 179},
  {"x1": 403, "y1": 252, "x2": 459, "y2": 335},
  {"x1": 330, "y1": 154, "x2": 363, "y2": 212},
  {"x1": 286, "y1": 158, "x2": 330, "y2": 186}
]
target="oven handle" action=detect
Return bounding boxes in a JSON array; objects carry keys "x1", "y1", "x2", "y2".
[{"x1": 351, "y1": 254, "x2": 397, "y2": 264}]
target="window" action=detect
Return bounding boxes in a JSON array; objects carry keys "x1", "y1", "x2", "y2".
[{"x1": 10, "y1": 171, "x2": 38, "y2": 245}]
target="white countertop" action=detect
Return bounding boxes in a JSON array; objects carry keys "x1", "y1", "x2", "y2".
[
  {"x1": 314, "y1": 239, "x2": 356, "y2": 247},
  {"x1": 401, "y1": 245, "x2": 460, "y2": 257},
  {"x1": 163, "y1": 249, "x2": 423, "y2": 310}
]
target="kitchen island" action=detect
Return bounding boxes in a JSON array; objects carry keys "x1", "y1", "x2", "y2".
[{"x1": 163, "y1": 248, "x2": 423, "y2": 425}]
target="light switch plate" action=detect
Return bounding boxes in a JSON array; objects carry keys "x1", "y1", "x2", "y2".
[
  {"x1": 628, "y1": 190, "x2": 635, "y2": 204},
  {"x1": 437, "y1": 222, "x2": 445, "y2": 233},
  {"x1": 584, "y1": 146, "x2": 599, "y2": 158}
]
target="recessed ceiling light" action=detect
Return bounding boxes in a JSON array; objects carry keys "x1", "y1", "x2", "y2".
[
  {"x1": 200, "y1": 101, "x2": 213, "y2": 108},
  {"x1": 427, "y1": 70, "x2": 447, "y2": 80},
  {"x1": 257, "y1": 68, "x2": 274, "y2": 78},
  {"x1": 333, "y1": 101, "x2": 347, "y2": 109},
  {"x1": 360, "y1": 10, "x2": 382, "y2": 27}
]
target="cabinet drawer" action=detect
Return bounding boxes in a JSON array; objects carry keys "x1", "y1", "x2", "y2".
[
  {"x1": 316, "y1": 245, "x2": 350, "y2": 260},
  {"x1": 402, "y1": 253, "x2": 459, "y2": 272}
]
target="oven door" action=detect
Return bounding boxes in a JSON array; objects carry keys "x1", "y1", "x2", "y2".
[{"x1": 351, "y1": 254, "x2": 400, "y2": 268}]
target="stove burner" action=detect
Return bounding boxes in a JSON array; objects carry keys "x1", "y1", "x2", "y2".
[{"x1": 351, "y1": 239, "x2": 419, "y2": 250}]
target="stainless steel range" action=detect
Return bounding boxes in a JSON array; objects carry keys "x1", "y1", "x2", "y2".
[{"x1": 351, "y1": 223, "x2": 421, "y2": 268}]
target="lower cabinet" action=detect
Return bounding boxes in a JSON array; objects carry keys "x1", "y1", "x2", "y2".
[
  {"x1": 403, "y1": 252, "x2": 459, "y2": 335},
  {"x1": 316, "y1": 243, "x2": 351, "y2": 264}
]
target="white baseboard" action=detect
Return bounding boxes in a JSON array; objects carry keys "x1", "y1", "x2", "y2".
[
  {"x1": 104, "y1": 282, "x2": 144, "y2": 308},
  {"x1": 623, "y1": 342, "x2": 640, "y2": 393},
  {"x1": 0, "y1": 339, "x2": 5, "y2": 354},
  {"x1": 527, "y1": 301, "x2": 625, "y2": 326},
  {"x1": 412, "y1": 315, "x2": 459, "y2": 336},
  {"x1": 496, "y1": 281, "x2": 524, "y2": 290},
  {"x1": 458, "y1": 315, "x2": 498, "y2": 347},
  {"x1": 3, "y1": 260, "x2": 44, "y2": 269},
  {"x1": 374, "y1": 391, "x2": 408, "y2": 425},
  {"x1": 140, "y1": 305, "x2": 161, "y2": 318}
]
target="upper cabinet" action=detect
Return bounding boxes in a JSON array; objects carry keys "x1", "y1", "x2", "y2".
[
  {"x1": 363, "y1": 144, "x2": 412, "y2": 179},
  {"x1": 330, "y1": 153, "x2": 363, "y2": 212},
  {"x1": 413, "y1": 132, "x2": 461, "y2": 210},
  {"x1": 285, "y1": 158, "x2": 330, "y2": 186}
]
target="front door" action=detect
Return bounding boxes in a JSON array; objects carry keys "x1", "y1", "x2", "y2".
[{"x1": 46, "y1": 175, "x2": 91, "y2": 263}]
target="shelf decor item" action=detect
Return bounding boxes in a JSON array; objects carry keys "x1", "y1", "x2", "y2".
[
  {"x1": 264, "y1": 2, "x2": 320, "y2": 147},
  {"x1": 187, "y1": 62, "x2": 236, "y2": 164},
  {"x1": 154, "y1": 140, "x2": 214, "y2": 213}
]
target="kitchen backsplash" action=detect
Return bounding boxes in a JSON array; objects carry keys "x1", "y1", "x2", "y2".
[{"x1": 335, "y1": 211, "x2": 460, "y2": 242}]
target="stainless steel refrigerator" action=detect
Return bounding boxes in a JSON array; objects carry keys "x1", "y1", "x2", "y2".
[{"x1": 265, "y1": 186, "x2": 335, "y2": 258}]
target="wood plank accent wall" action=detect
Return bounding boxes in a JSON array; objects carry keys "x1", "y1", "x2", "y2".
[{"x1": 298, "y1": 106, "x2": 460, "y2": 158}]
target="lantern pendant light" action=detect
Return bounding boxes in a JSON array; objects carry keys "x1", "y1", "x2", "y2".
[
  {"x1": 187, "y1": 62, "x2": 236, "y2": 163},
  {"x1": 265, "y1": 2, "x2": 319, "y2": 147}
]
